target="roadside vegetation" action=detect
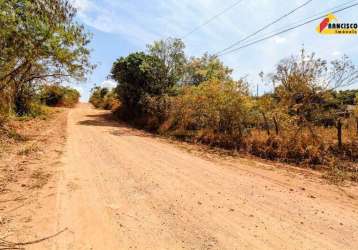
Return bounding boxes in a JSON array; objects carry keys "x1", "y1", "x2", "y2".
[
  {"x1": 0, "y1": 0, "x2": 92, "y2": 154},
  {"x1": 89, "y1": 86, "x2": 119, "y2": 110},
  {"x1": 0, "y1": 2, "x2": 90, "y2": 239},
  {"x1": 90, "y1": 38, "x2": 358, "y2": 182},
  {"x1": 39, "y1": 85, "x2": 80, "y2": 108},
  {"x1": 0, "y1": 0, "x2": 92, "y2": 140}
]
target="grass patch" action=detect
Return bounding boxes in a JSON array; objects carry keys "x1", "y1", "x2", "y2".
[
  {"x1": 13, "y1": 103, "x2": 51, "y2": 121},
  {"x1": 323, "y1": 167, "x2": 349, "y2": 184},
  {"x1": 323, "y1": 160, "x2": 358, "y2": 184}
]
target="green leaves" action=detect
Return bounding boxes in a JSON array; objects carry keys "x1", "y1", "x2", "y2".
[
  {"x1": 111, "y1": 52, "x2": 169, "y2": 119},
  {"x1": 0, "y1": 0, "x2": 94, "y2": 115},
  {"x1": 0, "y1": 0, "x2": 93, "y2": 83},
  {"x1": 39, "y1": 84, "x2": 80, "y2": 107},
  {"x1": 147, "y1": 38, "x2": 186, "y2": 84},
  {"x1": 183, "y1": 53, "x2": 233, "y2": 86}
]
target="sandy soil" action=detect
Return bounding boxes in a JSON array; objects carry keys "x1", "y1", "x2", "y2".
[
  {"x1": 2, "y1": 103, "x2": 358, "y2": 249},
  {"x1": 0, "y1": 109, "x2": 68, "y2": 248}
]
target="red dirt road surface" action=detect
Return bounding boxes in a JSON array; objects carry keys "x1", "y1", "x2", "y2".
[{"x1": 2, "y1": 104, "x2": 358, "y2": 249}]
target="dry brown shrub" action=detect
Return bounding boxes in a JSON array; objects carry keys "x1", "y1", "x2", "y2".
[
  {"x1": 248, "y1": 127, "x2": 328, "y2": 165},
  {"x1": 159, "y1": 80, "x2": 252, "y2": 148}
]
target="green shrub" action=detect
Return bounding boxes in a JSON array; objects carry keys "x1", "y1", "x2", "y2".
[
  {"x1": 39, "y1": 85, "x2": 80, "y2": 107},
  {"x1": 27, "y1": 103, "x2": 50, "y2": 118},
  {"x1": 62, "y1": 88, "x2": 81, "y2": 107},
  {"x1": 140, "y1": 94, "x2": 172, "y2": 130},
  {"x1": 110, "y1": 52, "x2": 170, "y2": 120},
  {"x1": 89, "y1": 87, "x2": 119, "y2": 110}
]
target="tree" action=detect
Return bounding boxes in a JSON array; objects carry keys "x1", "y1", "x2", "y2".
[
  {"x1": 89, "y1": 86, "x2": 107, "y2": 107},
  {"x1": 39, "y1": 85, "x2": 80, "y2": 107},
  {"x1": 183, "y1": 53, "x2": 233, "y2": 85},
  {"x1": 89, "y1": 86, "x2": 118, "y2": 110},
  {"x1": 110, "y1": 52, "x2": 168, "y2": 119},
  {"x1": 331, "y1": 90, "x2": 358, "y2": 105},
  {"x1": 147, "y1": 38, "x2": 186, "y2": 85},
  {"x1": 0, "y1": 0, "x2": 94, "y2": 115},
  {"x1": 272, "y1": 49, "x2": 358, "y2": 148},
  {"x1": 254, "y1": 95, "x2": 281, "y2": 136}
]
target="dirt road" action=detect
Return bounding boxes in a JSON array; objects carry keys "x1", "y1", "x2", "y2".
[{"x1": 44, "y1": 104, "x2": 358, "y2": 249}]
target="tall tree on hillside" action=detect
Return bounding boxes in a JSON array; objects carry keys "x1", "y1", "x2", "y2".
[
  {"x1": 0, "y1": 0, "x2": 94, "y2": 115},
  {"x1": 147, "y1": 38, "x2": 186, "y2": 85}
]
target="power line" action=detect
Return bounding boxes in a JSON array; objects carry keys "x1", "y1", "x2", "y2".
[
  {"x1": 232, "y1": 0, "x2": 357, "y2": 47},
  {"x1": 219, "y1": 3, "x2": 358, "y2": 56},
  {"x1": 215, "y1": 0, "x2": 313, "y2": 55},
  {"x1": 182, "y1": 0, "x2": 245, "y2": 39},
  {"x1": 217, "y1": 1, "x2": 358, "y2": 56}
]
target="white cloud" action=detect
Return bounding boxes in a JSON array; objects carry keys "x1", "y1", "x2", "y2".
[
  {"x1": 72, "y1": 0, "x2": 91, "y2": 12},
  {"x1": 71, "y1": 0, "x2": 159, "y2": 46},
  {"x1": 273, "y1": 36, "x2": 287, "y2": 44},
  {"x1": 70, "y1": 0, "x2": 358, "y2": 96},
  {"x1": 100, "y1": 79, "x2": 117, "y2": 89},
  {"x1": 332, "y1": 51, "x2": 342, "y2": 56}
]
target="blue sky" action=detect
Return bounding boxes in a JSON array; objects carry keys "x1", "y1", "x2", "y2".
[{"x1": 69, "y1": 0, "x2": 358, "y2": 100}]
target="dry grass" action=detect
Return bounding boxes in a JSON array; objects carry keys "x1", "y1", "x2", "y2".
[
  {"x1": 17, "y1": 144, "x2": 40, "y2": 156},
  {"x1": 159, "y1": 123, "x2": 358, "y2": 183},
  {"x1": 323, "y1": 161, "x2": 358, "y2": 184}
]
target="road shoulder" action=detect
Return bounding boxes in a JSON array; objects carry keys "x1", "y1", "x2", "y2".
[{"x1": 0, "y1": 108, "x2": 68, "y2": 248}]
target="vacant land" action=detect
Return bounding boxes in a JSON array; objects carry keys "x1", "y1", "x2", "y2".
[{"x1": 1, "y1": 103, "x2": 358, "y2": 249}]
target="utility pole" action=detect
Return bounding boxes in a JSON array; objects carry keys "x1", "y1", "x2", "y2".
[{"x1": 258, "y1": 71, "x2": 264, "y2": 97}]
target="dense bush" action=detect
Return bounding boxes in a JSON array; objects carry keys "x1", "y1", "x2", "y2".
[
  {"x1": 26, "y1": 102, "x2": 51, "y2": 118},
  {"x1": 39, "y1": 85, "x2": 80, "y2": 107},
  {"x1": 183, "y1": 53, "x2": 233, "y2": 85},
  {"x1": 89, "y1": 87, "x2": 119, "y2": 110},
  {"x1": 110, "y1": 52, "x2": 171, "y2": 121},
  {"x1": 160, "y1": 80, "x2": 252, "y2": 148}
]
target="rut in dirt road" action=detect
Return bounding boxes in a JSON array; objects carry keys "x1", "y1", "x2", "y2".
[{"x1": 47, "y1": 104, "x2": 358, "y2": 250}]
